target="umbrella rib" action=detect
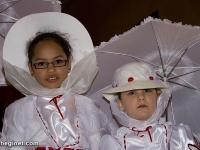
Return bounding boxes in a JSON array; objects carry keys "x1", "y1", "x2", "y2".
[
  {"x1": 0, "y1": 33, "x2": 5, "y2": 39},
  {"x1": 167, "y1": 28, "x2": 185, "y2": 67},
  {"x1": 168, "y1": 69, "x2": 200, "y2": 80},
  {"x1": 157, "y1": 73, "x2": 197, "y2": 90},
  {"x1": 166, "y1": 48, "x2": 188, "y2": 78},
  {"x1": 0, "y1": 22, "x2": 15, "y2": 23},
  {"x1": 0, "y1": 0, "x2": 19, "y2": 13},
  {"x1": 156, "y1": 73, "x2": 162, "y2": 78},
  {"x1": 151, "y1": 22, "x2": 166, "y2": 77},
  {"x1": 156, "y1": 73, "x2": 166, "y2": 81},
  {"x1": 97, "y1": 51, "x2": 159, "y2": 67},
  {"x1": 167, "y1": 28, "x2": 200, "y2": 67},
  {"x1": 174, "y1": 66, "x2": 200, "y2": 69},
  {"x1": 165, "y1": 50, "x2": 184, "y2": 70},
  {"x1": 171, "y1": 72, "x2": 197, "y2": 90},
  {"x1": 168, "y1": 80, "x2": 196, "y2": 90},
  {"x1": 167, "y1": 39, "x2": 200, "y2": 78},
  {"x1": 0, "y1": 13, "x2": 18, "y2": 21}
]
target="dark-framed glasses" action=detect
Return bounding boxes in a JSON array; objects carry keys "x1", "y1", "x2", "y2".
[{"x1": 33, "y1": 60, "x2": 68, "y2": 69}]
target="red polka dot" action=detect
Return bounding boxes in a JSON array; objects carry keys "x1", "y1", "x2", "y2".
[
  {"x1": 128, "y1": 77, "x2": 134, "y2": 82},
  {"x1": 149, "y1": 76, "x2": 154, "y2": 80}
]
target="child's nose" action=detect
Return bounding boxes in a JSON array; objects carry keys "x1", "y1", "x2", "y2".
[
  {"x1": 138, "y1": 92, "x2": 145, "y2": 101},
  {"x1": 47, "y1": 63, "x2": 56, "y2": 72}
]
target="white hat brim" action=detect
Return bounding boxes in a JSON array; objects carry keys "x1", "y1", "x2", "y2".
[
  {"x1": 3, "y1": 12, "x2": 94, "y2": 72},
  {"x1": 103, "y1": 80, "x2": 167, "y2": 101}
]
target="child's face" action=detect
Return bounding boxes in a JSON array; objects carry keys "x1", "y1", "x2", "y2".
[
  {"x1": 117, "y1": 89, "x2": 158, "y2": 120},
  {"x1": 28, "y1": 40, "x2": 71, "y2": 89}
]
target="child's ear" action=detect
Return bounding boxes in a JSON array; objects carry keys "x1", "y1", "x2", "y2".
[
  {"x1": 28, "y1": 62, "x2": 34, "y2": 76},
  {"x1": 117, "y1": 99, "x2": 123, "y2": 109},
  {"x1": 67, "y1": 57, "x2": 72, "y2": 73}
]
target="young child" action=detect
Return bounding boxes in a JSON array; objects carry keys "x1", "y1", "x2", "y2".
[
  {"x1": 0, "y1": 12, "x2": 107, "y2": 150},
  {"x1": 99, "y1": 62, "x2": 200, "y2": 150}
]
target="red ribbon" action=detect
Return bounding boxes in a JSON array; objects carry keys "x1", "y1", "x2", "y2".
[
  {"x1": 132, "y1": 126, "x2": 153, "y2": 142},
  {"x1": 49, "y1": 95, "x2": 64, "y2": 119}
]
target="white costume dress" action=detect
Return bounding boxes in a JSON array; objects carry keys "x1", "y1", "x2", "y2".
[
  {"x1": 99, "y1": 90, "x2": 200, "y2": 150},
  {"x1": 1, "y1": 93, "x2": 107, "y2": 150}
]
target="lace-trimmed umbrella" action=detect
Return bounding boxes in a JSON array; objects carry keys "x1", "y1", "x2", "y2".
[
  {"x1": 0, "y1": 0, "x2": 61, "y2": 85},
  {"x1": 88, "y1": 17, "x2": 200, "y2": 139}
]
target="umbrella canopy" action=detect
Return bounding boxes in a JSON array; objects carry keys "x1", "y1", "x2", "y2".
[
  {"x1": 0, "y1": 0, "x2": 61, "y2": 85},
  {"x1": 88, "y1": 17, "x2": 200, "y2": 139}
]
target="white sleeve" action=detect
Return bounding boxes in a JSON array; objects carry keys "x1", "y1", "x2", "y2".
[
  {"x1": 99, "y1": 134, "x2": 121, "y2": 150},
  {"x1": 1, "y1": 99, "x2": 26, "y2": 150},
  {"x1": 170, "y1": 123, "x2": 200, "y2": 150},
  {"x1": 75, "y1": 95, "x2": 109, "y2": 150}
]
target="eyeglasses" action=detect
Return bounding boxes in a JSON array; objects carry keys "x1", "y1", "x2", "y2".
[{"x1": 33, "y1": 60, "x2": 68, "y2": 69}]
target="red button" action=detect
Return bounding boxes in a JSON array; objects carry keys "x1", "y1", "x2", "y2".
[
  {"x1": 149, "y1": 76, "x2": 154, "y2": 80},
  {"x1": 128, "y1": 77, "x2": 134, "y2": 82}
]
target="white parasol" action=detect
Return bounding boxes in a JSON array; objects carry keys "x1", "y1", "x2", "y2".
[{"x1": 88, "y1": 17, "x2": 200, "y2": 139}]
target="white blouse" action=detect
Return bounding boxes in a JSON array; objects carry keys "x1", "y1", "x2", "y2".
[
  {"x1": 99, "y1": 122, "x2": 200, "y2": 150},
  {"x1": 1, "y1": 92, "x2": 107, "y2": 150}
]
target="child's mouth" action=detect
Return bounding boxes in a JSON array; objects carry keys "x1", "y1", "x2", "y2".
[
  {"x1": 138, "y1": 105, "x2": 147, "y2": 108},
  {"x1": 46, "y1": 77, "x2": 58, "y2": 82}
]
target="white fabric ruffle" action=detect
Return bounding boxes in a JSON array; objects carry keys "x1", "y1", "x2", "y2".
[{"x1": 3, "y1": 51, "x2": 98, "y2": 97}]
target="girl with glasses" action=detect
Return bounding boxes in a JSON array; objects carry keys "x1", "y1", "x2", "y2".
[{"x1": 0, "y1": 12, "x2": 107, "y2": 150}]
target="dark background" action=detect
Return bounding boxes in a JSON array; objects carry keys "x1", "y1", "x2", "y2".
[
  {"x1": 60, "y1": 0, "x2": 200, "y2": 46},
  {"x1": 1, "y1": 0, "x2": 200, "y2": 130}
]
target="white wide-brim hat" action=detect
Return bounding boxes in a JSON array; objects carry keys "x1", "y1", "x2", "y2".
[
  {"x1": 104, "y1": 62, "x2": 168, "y2": 100},
  {"x1": 3, "y1": 12, "x2": 98, "y2": 97},
  {"x1": 3, "y1": 12, "x2": 94, "y2": 72}
]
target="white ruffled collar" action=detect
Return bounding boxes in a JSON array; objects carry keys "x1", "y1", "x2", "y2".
[{"x1": 3, "y1": 51, "x2": 98, "y2": 97}]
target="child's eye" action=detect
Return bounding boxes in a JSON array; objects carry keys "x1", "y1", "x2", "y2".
[
  {"x1": 37, "y1": 62, "x2": 47, "y2": 66},
  {"x1": 144, "y1": 89, "x2": 151, "y2": 93},
  {"x1": 54, "y1": 59, "x2": 63, "y2": 64},
  {"x1": 128, "y1": 91, "x2": 136, "y2": 95}
]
